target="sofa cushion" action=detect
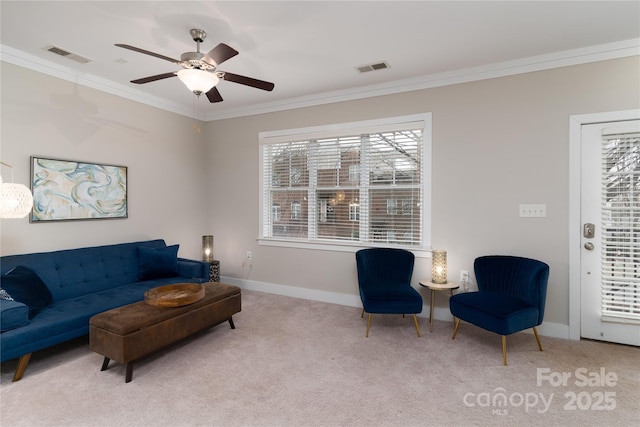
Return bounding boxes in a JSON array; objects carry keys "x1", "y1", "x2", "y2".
[
  {"x1": 1, "y1": 266, "x2": 53, "y2": 319},
  {"x1": 449, "y1": 291, "x2": 539, "y2": 335},
  {"x1": 0, "y1": 300, "x2": 29, "y2": 332},
  {"x1": 138, "y1": 245, "x2": 180, "y2": 280}
]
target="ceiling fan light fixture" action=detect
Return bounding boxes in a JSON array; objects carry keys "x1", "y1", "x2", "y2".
[
  {"x1": 177, "y1": 69, "x2": 219, "y2": 95},
  {"x1": 116, "y1": 30, "x2": 273, "y2": 103}
]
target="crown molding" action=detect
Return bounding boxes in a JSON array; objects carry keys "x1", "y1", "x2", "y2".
[
  {"x1": 203, "y1": 38, "x2": 640, "y2": 121},
  {"x1": 2, "y1": 38, "x2": 639, "y2": 122},
  {"x1": 0, "y1": 44, "x2": 192, "y2": 117}
]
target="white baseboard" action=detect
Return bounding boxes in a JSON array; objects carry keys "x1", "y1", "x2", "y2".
[
  {"x1": 221, "y1": 276, "x2": 362, "y2": 307},
  {"x1": 222, "y1": 276, "x2": 571, "y2": 340}
]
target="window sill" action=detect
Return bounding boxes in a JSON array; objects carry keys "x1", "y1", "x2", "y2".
[{"x1": 257, "y1": 238, "x2": 432, "y2": 258}]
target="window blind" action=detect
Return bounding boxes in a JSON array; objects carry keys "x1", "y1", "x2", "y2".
[
  {"x1": 260, "y1": 116, "x2": 427, "y2": 248},
  {"x1": 600, "y1": 130, "x2": 640, "y2": 323}
]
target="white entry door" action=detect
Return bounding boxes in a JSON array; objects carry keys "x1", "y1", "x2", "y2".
[{"x1": 580, "y1": 119, "x2": 640, "y2": 346}]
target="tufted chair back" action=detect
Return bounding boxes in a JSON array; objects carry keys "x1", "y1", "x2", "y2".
[{"x1": 474, "y1": 255, "x2": 549, "y2": 325}]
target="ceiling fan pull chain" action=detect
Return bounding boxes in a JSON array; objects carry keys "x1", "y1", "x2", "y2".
[{"x1": 192, "y1": 94, "x2": 201, "y2": 134}]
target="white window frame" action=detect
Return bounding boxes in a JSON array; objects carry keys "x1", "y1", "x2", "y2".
[
  {"x1": 319, "y1": 199, "x2": 328, "y2": 223},
  {"x1": 272, "y1": 203, "x2": 281, "y2": 222},
  {"x1": 348, "y1": 164, "x2": 360, "y2": 182},
  {"x1": 349, "y1": 201, "x2": 360, "y2": 222},
  {"x1": 291, "y1": 201, "x2": 302, "y2": 220},
  {"x1": 386, "y1": 198, "x2": 398, "y2": 215},
  {"x1": 259, "y1": 113, "x2": 432, "y2": 254}
]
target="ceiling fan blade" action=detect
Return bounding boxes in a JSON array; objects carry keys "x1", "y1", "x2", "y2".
[
  {"x1": 221, "y1": 72, "x2": 275, "y2": 91},
  {"x1": 203, "y1": 43, "x2": 239, "y2": 66},
  {"x1": 130, "y1": 72, "x2": 177, "y2": 84},
  {"x1": 115, "y1": 44, "x2": 180, "y2": 64},
  {"x1": 206, "y1": 86, "x2": 224, "y2": 103}
]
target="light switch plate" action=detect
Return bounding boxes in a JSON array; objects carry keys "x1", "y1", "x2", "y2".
[{"x1": 519, "y1": 204, "x2": 547, "y2": 217}]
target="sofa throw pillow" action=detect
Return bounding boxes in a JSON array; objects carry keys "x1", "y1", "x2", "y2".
[
  {"x1": 1, "y1": 266, "x2": 52, "y2": 319},
  {"x1": 0, "y1": 288, "x2": 15, "y2": 301},
  {"x1": 138, "y1": 245, "x2": 180, "y2": 281}
]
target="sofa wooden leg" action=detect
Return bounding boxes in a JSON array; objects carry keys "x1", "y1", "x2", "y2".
[
  {"x1": 533, "y1": 326, "x2": 543, "y2": 351},
  {"x1": 365, "y1": 313, "x2": 372, "y2": 337},
  {"x1": 13, "y1": 353, "x2": 32, "y2": 382},
  {"x1": 228, "y1": 317, "x2": 236, "y2": 329},
  {"x1": 502, "y1": 335, "x2": 508, "y2": 366},
  {"x1": 451, "y1": 318, "x2": 461, "y2": 340}
]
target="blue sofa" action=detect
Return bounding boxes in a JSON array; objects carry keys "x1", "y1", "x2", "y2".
[{"x1": 0, "y1": 239, "x2": 209, "y2": 381}]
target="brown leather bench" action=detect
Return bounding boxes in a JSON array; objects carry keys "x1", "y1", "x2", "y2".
[{"x1": 89, "y1": 282, "x2": 241, "y2": 382}]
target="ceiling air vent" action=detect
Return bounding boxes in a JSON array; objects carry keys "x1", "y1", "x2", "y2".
[
  {"x1": 356, "y1": 61, "x2": 390, "y2": 73},
  {"x1": 46, "y1": 46, "x2": 92, "y2": 64}
]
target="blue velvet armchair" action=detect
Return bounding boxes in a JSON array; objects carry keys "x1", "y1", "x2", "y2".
[
  {"x1": 449, "y1": 255, "x2": 549, "y2": 365},
  {"x1": 355, "y1": 248, "x2": 423, "y2": 337}
]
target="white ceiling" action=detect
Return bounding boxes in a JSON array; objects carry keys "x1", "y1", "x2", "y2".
[{"x1": 1, "y1": 1, "x2": 639, "y2": 121}]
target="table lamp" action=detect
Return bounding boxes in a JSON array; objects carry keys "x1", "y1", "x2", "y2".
[
  {"x1": 202, "y1": 235, "x2": 214, "y2": 263},
  {"x1": 431, "y1": 249, "x2": 447, "y2": 284}
]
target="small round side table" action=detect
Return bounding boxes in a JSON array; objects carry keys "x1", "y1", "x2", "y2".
[{"x1": 419, "y1": 280, "x2": 459, "y2": 332}]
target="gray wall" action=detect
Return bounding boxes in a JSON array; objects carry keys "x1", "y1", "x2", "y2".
[
  {"x1": 203, "y1": 57, "x2": 640, "y2": 334},
  {"x1": 2, "y1": 56, "x2": 639, "y2": 336},
  {"x1": 0, "y1": 63, "x2": 209, "y2": 260}
]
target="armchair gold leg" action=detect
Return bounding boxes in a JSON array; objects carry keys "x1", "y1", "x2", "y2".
[
  {"x1": 533, "y1": 327, "x2": 543, "y2": 351},
  {"x1": 365, "y1": 313, "x2": 372, "y2": 337},
  {"x1": 412, "y1": 314, "x2": 421, "y2": 337},
  {"x1": 452, "y1": 318, "x2": 461, "y2": 339},
  {"x1": 502, "y1": 336, "x2": 507, "y2": 366}
]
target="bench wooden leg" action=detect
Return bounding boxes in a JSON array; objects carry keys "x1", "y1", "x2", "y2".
[
  {"x1": 13, "y1": 353, "x2": 32, "y2": 382},
  {"x1": 100, "y1": 357, "x2": 111, "y2": 371},
  {"x1": 101, "y1": 357, "x2": 132, "y2": 383},
  {"x1": 125, "y1": 363, "x2": 133, "y2": 383},
  {"x1": 228, "y1": 317, "x2": 235, "y2": 329}
]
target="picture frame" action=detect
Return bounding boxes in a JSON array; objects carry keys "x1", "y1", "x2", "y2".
[{"x1": 30, "y1": 156, "x2": 128, "y2": 222}]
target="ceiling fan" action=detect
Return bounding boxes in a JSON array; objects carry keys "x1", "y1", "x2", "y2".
[{"x1": 115, "y1": 28, "x2": 274, "y2": 103}]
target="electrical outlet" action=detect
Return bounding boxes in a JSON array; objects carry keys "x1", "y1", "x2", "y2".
[
  {"x1": 460, "y1": 270, "x2": 471, "y2": 292},
  {"x1": 460, "y1": 270, "x2": 469, "y2": 283},
  {"x1": 246, "y1": 251, "x2": 252, "y2": 260}
]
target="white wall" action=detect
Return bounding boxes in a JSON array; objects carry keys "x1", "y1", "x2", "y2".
[
  {"x1": 0, "y1": 63, "x2": 209, "y2": 260},
  {"x1": 203, "y1": 57, "x2": 640, "y2": 331}
]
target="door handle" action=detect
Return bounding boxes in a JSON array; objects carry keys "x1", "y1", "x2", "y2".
[
  {"x1": 584, "y1": 242, "x2": 594, "y2": 251},
  {"x1": 584, "y1": 223, "x2": 595, "y2": 239}
]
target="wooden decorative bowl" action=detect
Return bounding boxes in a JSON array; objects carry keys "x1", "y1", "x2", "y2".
[{"x1": 144, "y1": 283, "x2": 205, "y2": 307}]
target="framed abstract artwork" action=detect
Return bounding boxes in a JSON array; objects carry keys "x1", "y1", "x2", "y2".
[{"x1": 30, "y1": 156, "x2": 128, "y2": 222}]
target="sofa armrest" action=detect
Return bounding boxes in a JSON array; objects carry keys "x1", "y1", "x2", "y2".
[
  {"x1": 1, "y1": 300, "x2": 29, "y2": 332},
  {"x1": 177, "y1": 258, "x2": 209, "y2": 281}
]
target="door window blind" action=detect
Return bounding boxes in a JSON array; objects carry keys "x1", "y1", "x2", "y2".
[{"x1": 600, "y1": 129, "x2": 640, "y2": 323}]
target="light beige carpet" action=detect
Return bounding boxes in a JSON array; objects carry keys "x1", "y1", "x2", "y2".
[{"x1": 1, "y1": 289, "x2": 638, "y2": 426}]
